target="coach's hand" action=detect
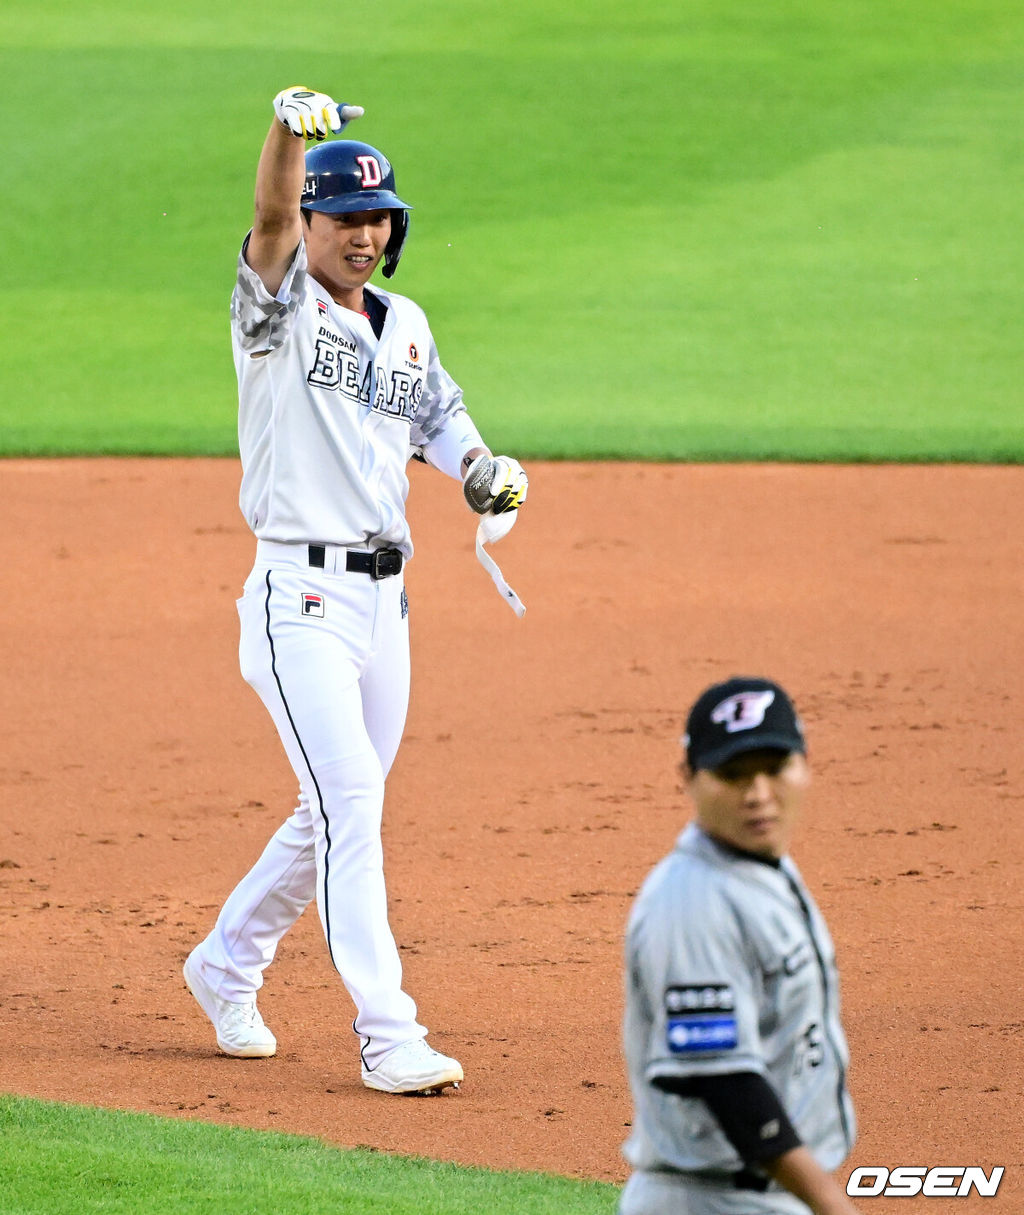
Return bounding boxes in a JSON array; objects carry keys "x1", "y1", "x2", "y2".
[
  {"x1": 272, "y1": 86, "x2": 364, "y2": 140},
  {"x1": 463, "y1": 454, "x2": 528, "y2": 515}
]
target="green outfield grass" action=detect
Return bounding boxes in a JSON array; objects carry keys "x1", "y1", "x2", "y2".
[
  {"x1": 0, "y1": 1095, "x2": 619, "y2": 1215},
  {"x1": 1, "y1": 0, "x2": 1021, "y2": 459}
]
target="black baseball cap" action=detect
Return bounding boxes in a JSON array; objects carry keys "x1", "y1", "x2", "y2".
[{"x1": 683, "y1": 677, "x2": 806, "y2": 772}]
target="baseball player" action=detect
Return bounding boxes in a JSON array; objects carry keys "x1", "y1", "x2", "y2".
[
  {"x1": 620, "y1": 677, "x2": 861, "y2": 1214},
  {"x1": 183, "y1": 86, "x2": 527, "y2": 1095}
]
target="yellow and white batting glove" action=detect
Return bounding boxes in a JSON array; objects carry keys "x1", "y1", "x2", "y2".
[
  {"x1": 463, "y1": 454, "x2": 529, "y2": 515},
  {"x1": 272, "y1": 86, "x2": 363, "y2": 141}
]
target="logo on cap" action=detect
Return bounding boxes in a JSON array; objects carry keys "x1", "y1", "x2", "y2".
[{"x1": 711, "y1": 690, "x2": 776, "y2": 734}]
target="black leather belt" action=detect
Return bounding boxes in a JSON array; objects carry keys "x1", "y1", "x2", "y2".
[
  {"x1": 733, "y1": 1168, "x2": 771, "y2": 1192},
  {"x1": 308, "y1": 545, "x2": 403, "y2": 580}
]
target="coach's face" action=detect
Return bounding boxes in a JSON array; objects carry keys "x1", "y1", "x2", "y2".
[
  {"x1": 305, "y1": 209, "x2": 391, "y2": 300},
  {"x1": 685, "y1": 748, "x2": 811, "y2": 859}
]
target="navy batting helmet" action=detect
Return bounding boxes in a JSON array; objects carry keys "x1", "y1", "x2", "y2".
[{"x1": 301, "y1": 140, "x2": 412, "y2": 279}]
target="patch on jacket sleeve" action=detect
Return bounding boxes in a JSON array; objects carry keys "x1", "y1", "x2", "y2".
[{"x1": 665, "y1": 984, "x2": 738, "y2": 1054}]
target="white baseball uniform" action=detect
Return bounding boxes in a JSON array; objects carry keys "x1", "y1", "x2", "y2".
[
  {"x1": 620, "y1": 824, "x2": 856, "y2": 1214},
  {"x1": 192, "y1": 234, "x2": 485, "y2": 1066}
]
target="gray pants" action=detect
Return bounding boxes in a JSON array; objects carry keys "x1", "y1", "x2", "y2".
[{"x1": 618, "y1": 1172, "x2": 810, "y2": 1215}]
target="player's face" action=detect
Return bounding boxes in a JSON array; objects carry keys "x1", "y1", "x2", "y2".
[
  {"x1": 304, "y1": 209, "x2": 391, "y2": 300},
  {"x1": 685, "y1": 749, "x2": 811, "y2": 859}
]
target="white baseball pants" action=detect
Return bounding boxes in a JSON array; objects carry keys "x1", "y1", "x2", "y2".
[{"x1": 196, "y1": 543, "x2": 425, "y2": 1064}]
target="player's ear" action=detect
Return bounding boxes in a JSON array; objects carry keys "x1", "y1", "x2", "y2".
[{"x1": 790, "y1": 752, "x2": 812, "y2": 789}]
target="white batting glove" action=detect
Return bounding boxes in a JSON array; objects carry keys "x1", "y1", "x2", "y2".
[
  {"x1": 272, "y1": 86, "x2": 363, "y2": 141},
  {"x1": 463, "y1": 454, "x2": 529, "y2": 515}
]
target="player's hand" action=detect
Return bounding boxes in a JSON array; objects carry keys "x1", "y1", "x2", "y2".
[
  {"x1": 272, "y1": 86, "x2": 363, "y2": 141},
  {"x1": 463, "y1": 454, "x2": 528, "y2": 515}
]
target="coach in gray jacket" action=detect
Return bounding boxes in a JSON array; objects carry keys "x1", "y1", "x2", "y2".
[{"x1": 620, "y1": 677, "x2": 861, "y2": 1215}]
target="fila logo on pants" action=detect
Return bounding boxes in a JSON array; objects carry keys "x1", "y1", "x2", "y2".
[{"x1": 301, "y1": 594, "x2": 324, "y2": 617}]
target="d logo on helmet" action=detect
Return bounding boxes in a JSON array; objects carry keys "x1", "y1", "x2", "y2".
[{"x1": 356, "y1": 155, "x2": 383, "y2": 188}]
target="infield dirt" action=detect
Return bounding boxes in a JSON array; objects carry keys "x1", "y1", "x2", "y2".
[{"x1": 1, "y1": 460, "x2": 1021, "y2": 1207}]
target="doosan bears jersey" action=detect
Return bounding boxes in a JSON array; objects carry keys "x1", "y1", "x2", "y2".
[
  {"x1": 231, "y1": 235, "x2": 483, "y2": 554},
  {"x1": 622, "y1": 823, "x2": 856, "y2": 1178}
]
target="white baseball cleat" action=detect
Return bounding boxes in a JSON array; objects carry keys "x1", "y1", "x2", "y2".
[
  {"x1": 183, "y1": 948, "x2": 277, "y2": 1058},
  {"x1": 361, "y1": 1039, "x2": 463, "y2": 1095}
]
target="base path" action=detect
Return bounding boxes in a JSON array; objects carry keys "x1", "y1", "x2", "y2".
[{"x1": 0, "y1": 459, "x2": 1020, "y2": 1200}]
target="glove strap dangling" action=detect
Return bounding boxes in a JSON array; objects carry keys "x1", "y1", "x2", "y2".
[{"x1": 475, "y1": 512, "x2": 525, "y2": 617}]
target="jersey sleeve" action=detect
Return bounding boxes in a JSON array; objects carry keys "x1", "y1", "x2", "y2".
[
  {"x1": 631, "y1": 875, "x2": 768, "y2": 1088},
  {"x1": 411, "y1": 337, "x2": 485, "y2": 479},
  {"x1": 230, "y1": 235, "x2": 309, "y2": 356}
]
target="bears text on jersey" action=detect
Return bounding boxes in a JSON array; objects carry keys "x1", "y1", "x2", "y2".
[{"x1": 307, "y1": 336, "x2": 423, "y2": 422}]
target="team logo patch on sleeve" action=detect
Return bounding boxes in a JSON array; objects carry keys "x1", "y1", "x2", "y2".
[{"x1": 665, "y1": 985, "x2": 738, "y2": 1054}]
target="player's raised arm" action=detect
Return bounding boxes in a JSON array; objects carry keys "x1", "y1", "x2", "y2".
[{"x1": 247, "y1": 87, "x2": 363, "y2": 295}]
